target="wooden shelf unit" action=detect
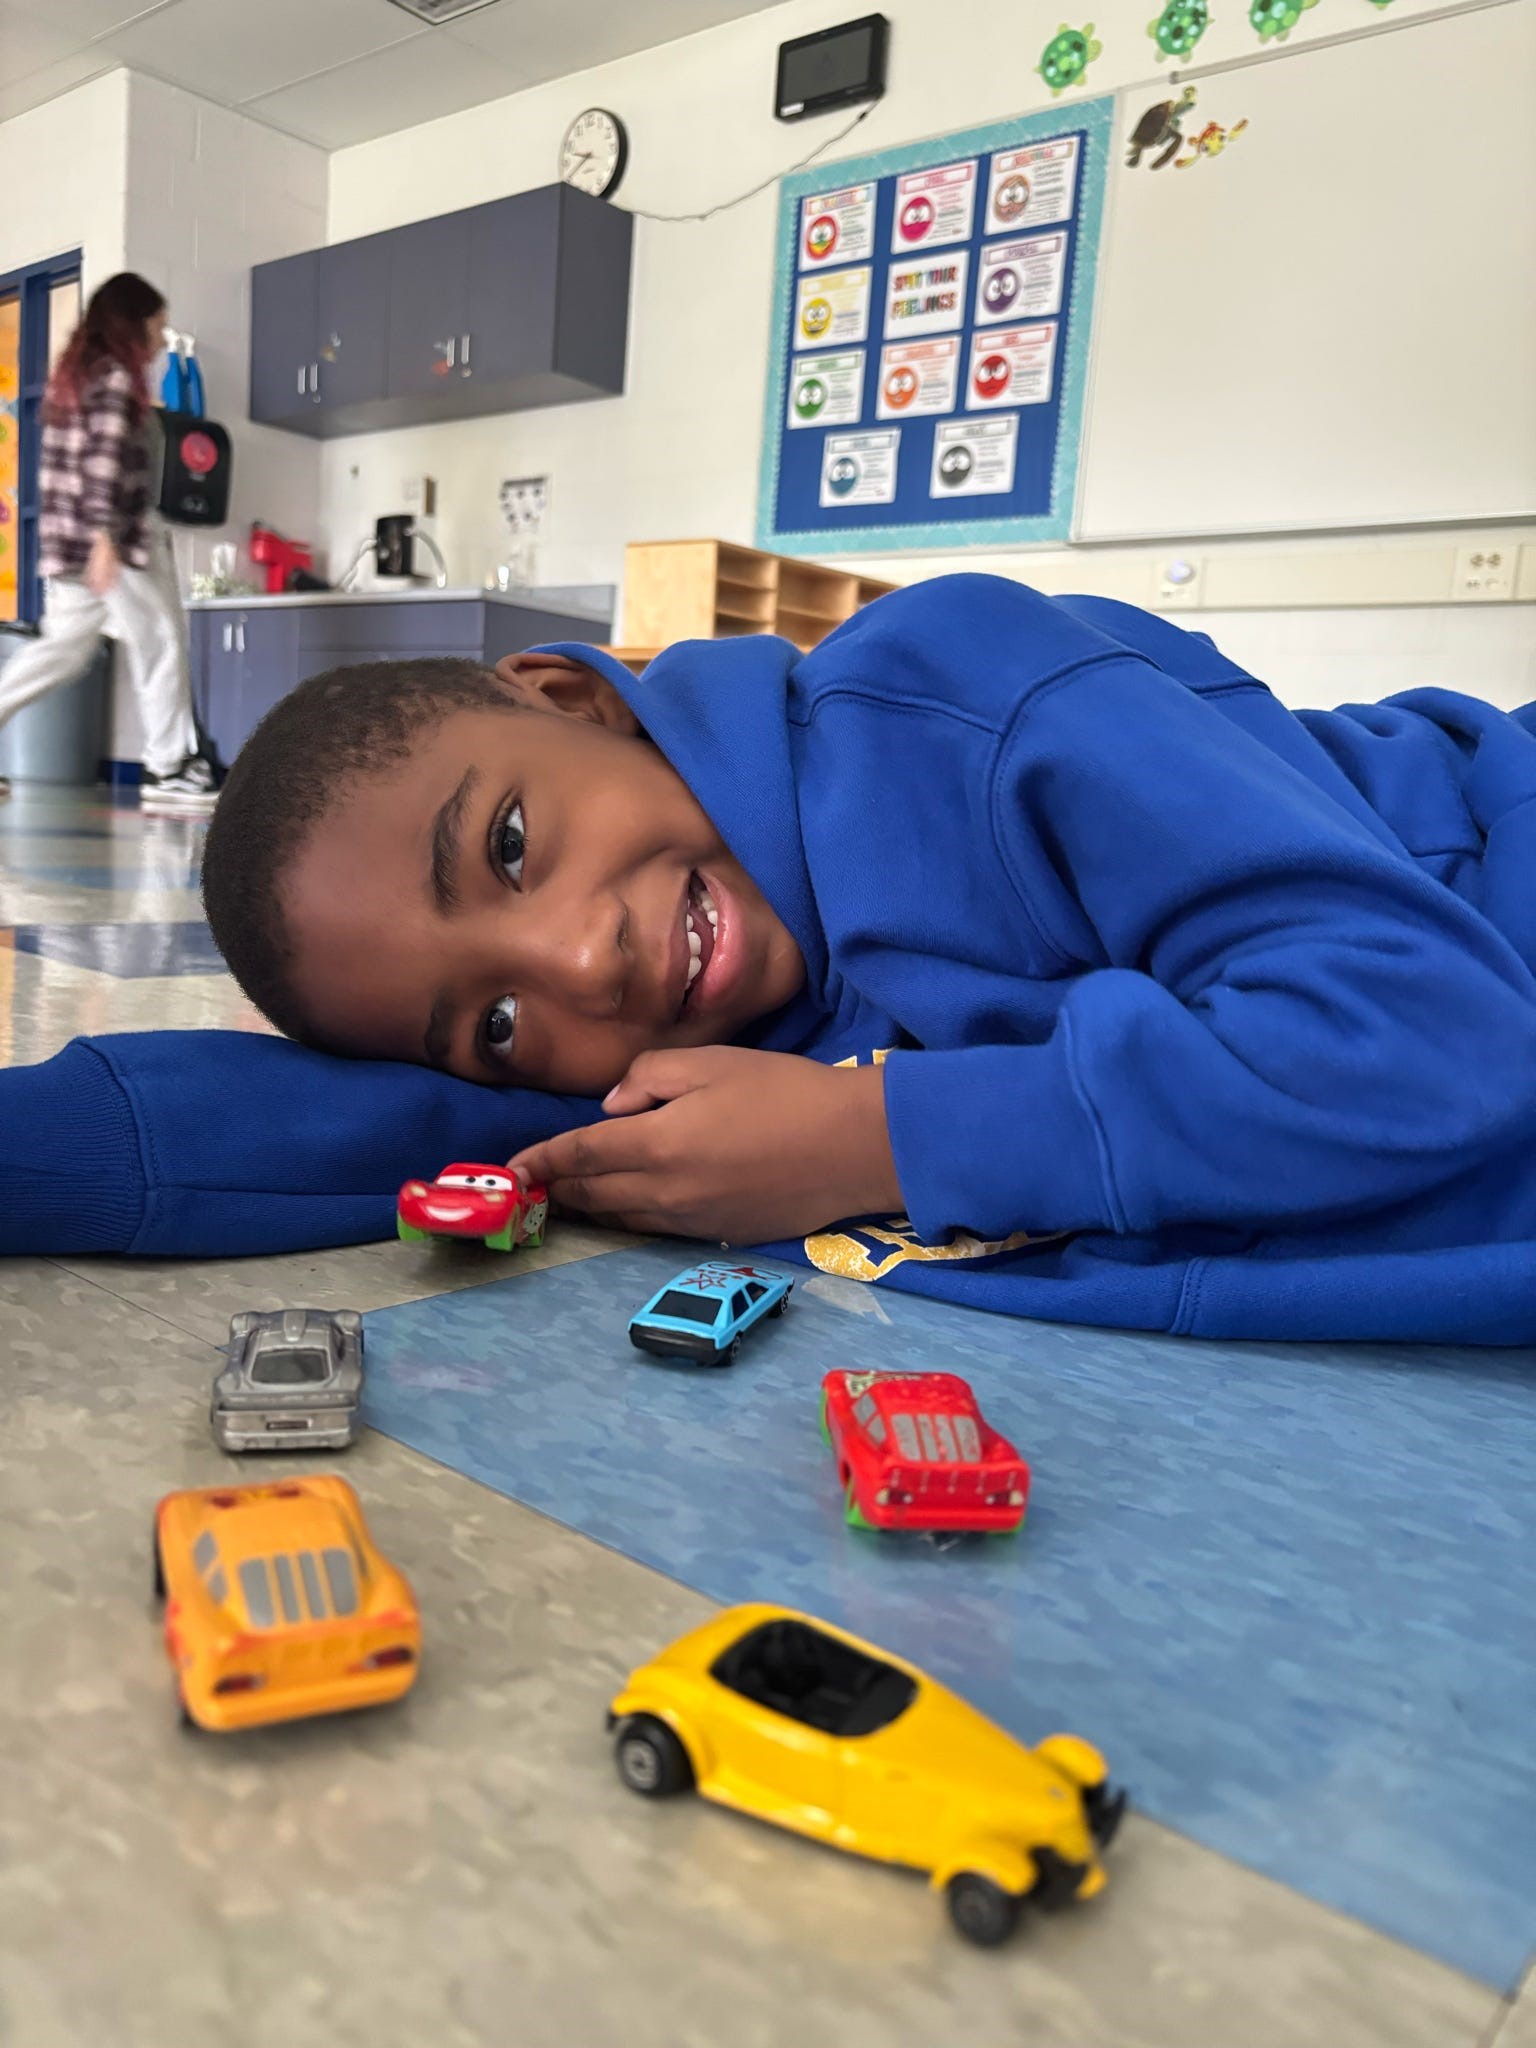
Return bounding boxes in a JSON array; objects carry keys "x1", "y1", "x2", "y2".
[{"x1": 606, "y1": 541, "x2": 898, "y2": 672}]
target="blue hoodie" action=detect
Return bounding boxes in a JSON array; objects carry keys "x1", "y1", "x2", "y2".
[{"x1": 6, "y1": 575, "x2": 1536, "y2": 1342}]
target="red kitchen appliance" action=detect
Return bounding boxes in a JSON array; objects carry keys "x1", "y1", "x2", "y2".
[{"x1": 249, "y1": 522, "x2": 315, "y2": 594}]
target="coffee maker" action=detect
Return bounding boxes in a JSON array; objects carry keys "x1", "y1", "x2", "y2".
[{"x1": 339, "y1": 514, "x2": 447, "y2": 591}]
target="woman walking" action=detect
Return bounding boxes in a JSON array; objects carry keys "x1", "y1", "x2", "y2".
[{"x1": 0, "y1": 272, "x2": 216, "y2": 811}]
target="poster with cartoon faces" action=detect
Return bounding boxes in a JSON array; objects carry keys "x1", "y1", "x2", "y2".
[
  {"x1": 975, "y1": 233, "x2": 1067, "y2": 327},
  {"x1": 966, "y1": 323, "x2": 1058, "y2": 409},
  {"x1": 764, "y1": 100, "x2": 1109, "y2": 544},
  {"x1": 930, "y1": 416, "x2": 1019, "y2": 497},
  {"x1": 876, "y1": 338, "x2": 961, "y2": 421},
  {"x1": 787, "y1": 351, "x2": 865, "y2": 430},
  {"x1": 985, "y1": 138, "x2": 1080, "y2": 234},
  {"x1": 799, "y1": 185, "x2": 875, "y2": 268},
  {"x1": 794, "y1": 267, "x2": 871, "y2": 349},
  {"x1": 890, "y1": 161, "x2": 978, "y2": 255},
  {"x1": 819, "y1": 429, "x2": 900, "y2": 507}
]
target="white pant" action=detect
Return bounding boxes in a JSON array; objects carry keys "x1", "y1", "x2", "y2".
[{"x1": 0, "y1": 519, "x2": 198, "y2": 778}]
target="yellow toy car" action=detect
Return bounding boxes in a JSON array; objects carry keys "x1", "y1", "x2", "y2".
[
  {"x1": 153, "y1": 1475, "x2": 420, "y2": 1732},
  {"x1": 607, "y1": 1602, "x2": 1124, "y2": 1945}
]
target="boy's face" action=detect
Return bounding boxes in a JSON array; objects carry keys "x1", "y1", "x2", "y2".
[{"x1": 279, "y1": 655, "x2": 806, "y2": 1096}]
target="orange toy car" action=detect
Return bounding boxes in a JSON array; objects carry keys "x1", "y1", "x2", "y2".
[{"x1": 153, "y1": 1475, "x2": 420, "y2": 1731}]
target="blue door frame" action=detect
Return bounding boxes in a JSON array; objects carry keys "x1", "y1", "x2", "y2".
[{"x1": 2, "y1": 249, "x2": 83, "y2": 626}]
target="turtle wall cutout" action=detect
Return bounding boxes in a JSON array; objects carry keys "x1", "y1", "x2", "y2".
[
  {"x1": 1126, "y1": 86, "x2": 1250, "y2": 170},
  {"x1": 1037, "y1": 21, "x2": 1103, "y2": 95},
  {"x1": 1148, "y1": 0, "x2": 1210, "y2": 61}
]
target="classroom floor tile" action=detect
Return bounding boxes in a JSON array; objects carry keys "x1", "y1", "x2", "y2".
[{"x1": 0, "y1": 1259, "x2": 1502, "y2": 2048}]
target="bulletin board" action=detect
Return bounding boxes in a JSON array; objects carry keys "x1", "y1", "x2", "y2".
[{"x1": 756, "y1": 97, "x2": 1112, "y2": 556}]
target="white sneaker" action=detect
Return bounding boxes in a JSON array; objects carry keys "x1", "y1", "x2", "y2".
[{"x1": 140, "y1": 755, "x2": 219, "y2": 815}]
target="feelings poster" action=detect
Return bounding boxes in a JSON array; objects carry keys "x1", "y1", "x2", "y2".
[{"x1": 758, "y1": 99, "x2": 1111, "y2": 552}]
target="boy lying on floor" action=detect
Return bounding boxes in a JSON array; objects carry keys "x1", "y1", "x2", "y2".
[{"x1": 6, "y1": 576, "x2": 1536, "y2": 1343}]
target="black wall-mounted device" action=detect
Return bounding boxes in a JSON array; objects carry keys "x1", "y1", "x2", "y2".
[{"x1": 774, "y1": 13, "x2": 889, "y2": 122}]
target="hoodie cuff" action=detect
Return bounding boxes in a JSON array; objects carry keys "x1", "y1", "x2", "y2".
[
  {"x1": 0, "y1": 1038, "x2": 147, "y2": 1254},
  {"x1": 880, "y1": 1040, "x2": 1118, "y2": 1244}
]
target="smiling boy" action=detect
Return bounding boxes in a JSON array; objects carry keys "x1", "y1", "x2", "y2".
[{"x1": 193, "y1": 574, "x2": 1536, "y2": 1337}]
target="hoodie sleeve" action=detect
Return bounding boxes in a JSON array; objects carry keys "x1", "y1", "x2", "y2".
[
  {"x1": 0, "y1": 1030, "x2": 599, "y2": 1257},
  {"x1": 880, "y1": 653, "x2": 1536, "y2": 1242}
]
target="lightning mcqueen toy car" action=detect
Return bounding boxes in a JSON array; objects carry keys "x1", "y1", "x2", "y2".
[
  {"x1": 396, "y1": 1163, "x2": 548, "y2": 1252},
  {"x1": 821, "y1": 1369, "x2": 1031, "y2": 1534}
]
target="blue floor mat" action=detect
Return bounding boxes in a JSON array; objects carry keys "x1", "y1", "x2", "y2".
[{"x1": 361, "y1": 1242, "x2": 1536, "y2": 1986}]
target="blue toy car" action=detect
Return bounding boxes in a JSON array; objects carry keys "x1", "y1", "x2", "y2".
[{"x1": 628, "y1": 1262, "x2": 793, "y2": 1366}]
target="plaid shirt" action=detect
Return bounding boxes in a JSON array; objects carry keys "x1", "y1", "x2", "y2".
[{"x1": 38, "y1": 361, "x2": 154, "y2": 580}]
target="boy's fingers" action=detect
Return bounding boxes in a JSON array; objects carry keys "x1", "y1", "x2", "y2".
[
  {"x1": 607, "y1": 1047, "x2": 718, "y2": 1114},
  {"x1": 546, "y1": 1172, "x2": 665, "y2": 1234},
  {"x1": 509, "y1": 1115, "x2": 657, "y2": 1187}
]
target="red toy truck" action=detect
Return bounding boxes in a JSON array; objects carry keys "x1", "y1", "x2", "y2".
[
  {"x1": 820, "y1": 1369, "x2": 1030, "y2": 1535},
  {"x1": 396, "y1": 1164, "x2": 548, "y2": 1253}
]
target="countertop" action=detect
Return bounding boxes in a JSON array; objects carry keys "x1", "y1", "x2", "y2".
[{"x1": 186, "y1": 583, "x2": 613, "y2": 624}]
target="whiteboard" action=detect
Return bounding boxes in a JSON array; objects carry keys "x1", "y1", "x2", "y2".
[{"x1": 1076, "y1": 1, "x2": 1536, "y2": 539}]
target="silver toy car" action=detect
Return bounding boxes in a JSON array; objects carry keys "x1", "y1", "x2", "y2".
[{"x1": 211, "y1": 1308, "x2": 365, "y2": 1453}]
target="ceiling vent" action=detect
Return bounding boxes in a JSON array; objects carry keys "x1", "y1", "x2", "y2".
[{"x1": 386, "y1": 0, "x2": 501, "y2": 22}]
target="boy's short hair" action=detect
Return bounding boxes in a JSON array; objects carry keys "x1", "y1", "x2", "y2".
[{"x1": 201, "y1": 657, "x2": 516, "y2": 1041}]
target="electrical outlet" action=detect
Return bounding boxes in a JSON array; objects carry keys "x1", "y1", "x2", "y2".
[
  {"x1": 1453, "y1": 544, "x2": 1514, "y2": 601},
  {"x1": 499, "y1": 476, "x2": 550, "y2": 535},
  {"x1": 1153, "y1": 556, "x2": 1204, "y2": 609}
]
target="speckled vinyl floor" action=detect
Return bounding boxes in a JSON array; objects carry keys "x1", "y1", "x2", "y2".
[{"x1": 1, "y1": 785, "x2": 1532, "y2": 2048}]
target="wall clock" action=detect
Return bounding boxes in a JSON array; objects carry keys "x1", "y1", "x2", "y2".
[{"x1": 559, "y1": 108, "x2": 628, "y2": 200}]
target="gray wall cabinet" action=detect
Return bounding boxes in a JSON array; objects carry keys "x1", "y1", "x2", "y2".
[
  {"x1": 190, "y1": 596, "x2": 612, "y2": 765},
  {"x1": 250, "y1": 185, "x2": 630, "y2": 438}
]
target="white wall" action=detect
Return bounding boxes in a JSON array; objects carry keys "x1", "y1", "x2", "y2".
[
  {"x1": 1184, "y1": 607, "x2": 1535, "y2": 716},
  {"x1": 0, "y1": 71, "x2": 127, "y2": 285}
]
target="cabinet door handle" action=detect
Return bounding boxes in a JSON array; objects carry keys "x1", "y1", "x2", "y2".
[
  {"x1": 296, "y1": 365, "x2": 306, "y2": 396},
  {"x1": 310, "y1": 362, "x2": 320, "y2": 398},
  {"x1": 222, "y1": 622, "x2": 234, "y2": 653},
  {"x1": 446, "y1": 335, "x2": 457, "y2": 371},
  {"x1": 461, "y1": 331, "x2": 472, "y2": 374},
  {"x1": 235, "y1": 621, "x2": 246, "y2": 655}
]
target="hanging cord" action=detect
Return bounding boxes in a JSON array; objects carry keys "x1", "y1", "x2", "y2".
[{"x1": 627, "y1": 103, "x2": 877, "y2": 225}]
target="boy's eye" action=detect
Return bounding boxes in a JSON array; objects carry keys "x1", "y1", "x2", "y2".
[
  {"x1": 485, "y1": 996, "x2": 518, "y2": 1062},
  {"x1": 497, "y1": 802, "x2": 526, "y2": 885}
]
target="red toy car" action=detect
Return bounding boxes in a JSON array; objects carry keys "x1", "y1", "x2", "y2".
[
  {"x1": 396, "y1": 1163, "x2": 548, "y2": 1253},
  {"x1": 821, "y1": 1369, "x2": 1030, "y2": 1535}
]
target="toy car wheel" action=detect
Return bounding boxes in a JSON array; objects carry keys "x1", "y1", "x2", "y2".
[
  {"x1": 946, "y1": 1872, "x2": 1024, "y2": 1947},
  {"x1": 396, "y1": 1219, "x2": 428, "y2": 1245},
  {"x1": 843, "y1": 1483, "x2": 878, "y2": 1532},
  {"x1": 1084, "y1": 1780, "x2": 1128, "y2": 1848},
  {"x1": 614, "y1": 1714, "x2": 694, "y2": 1798},
  {"x1": 818, "y1": 1392, "x2": 832, "y2": 1447},
  {"x1": 715, "y1": 1336, "x2": 741, "y2": 1368},
  {"x1": 769, "y1": 1289, "x2": 790, "y2": 1317},
  {"x1": 483, "y1": 1225, "x2": 515, "y2": 1252}
]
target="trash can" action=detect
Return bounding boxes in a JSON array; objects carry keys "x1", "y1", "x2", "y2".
[{"x1": 0, "y1": 626, "x2": 109, "y2": 785}]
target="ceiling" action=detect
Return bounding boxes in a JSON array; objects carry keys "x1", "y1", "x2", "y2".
[{"x1": 0, "y1": 0, "x2": 790, "y2": 147}]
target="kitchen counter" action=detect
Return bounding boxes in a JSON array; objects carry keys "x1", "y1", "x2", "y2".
[{"x1": 187, "y1": 583, "x2": 614, "y2": 626}]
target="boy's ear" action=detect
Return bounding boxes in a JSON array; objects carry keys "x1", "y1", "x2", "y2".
[{"x1": 493, "y1": 651, "x2": 640, "y2": 734}]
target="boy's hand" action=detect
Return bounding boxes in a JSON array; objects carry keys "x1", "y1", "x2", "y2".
[{"x1": 507, "y1": 1048, "x2": 902, "y2": 1242}]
